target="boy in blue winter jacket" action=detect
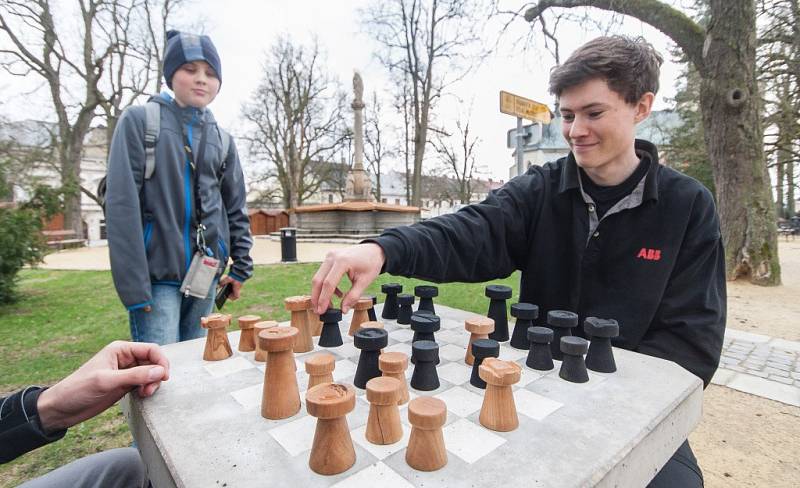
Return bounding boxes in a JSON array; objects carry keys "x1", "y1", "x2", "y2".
[{"x1": 106, "y1": 30, "x2": 253, "y2": 345}]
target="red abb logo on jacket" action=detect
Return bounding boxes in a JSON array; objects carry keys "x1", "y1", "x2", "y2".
[{"x1": 637, "y1": 248, "x2": 661, "y2": 261}]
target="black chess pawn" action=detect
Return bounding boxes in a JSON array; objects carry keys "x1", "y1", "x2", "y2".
[
  {"x1": 365, "y1": 294, "x2": 378, "y2": 322},
  {"x1": 381, "y1": 283, "x2": 402, "y2": 320},
  {"x1": 469, "y1": 338, "x2": 500, "y2": 389},
  {"x1": 509, "y1": 303, "x2": 539, "y2": 350},
  {"x1": 525, "y1": 326, "x2": 554, "y2": 371},
  {"x1": 558, "y1": 336, "x2": 590, "y2": 383},
  {"x1": 414, "y1": 285, "x2": 438, "y2": 314},
  {"x1": 353, "y1": 328, "x2": 389, "y2": 389},
  {"x1": 584, "y1": 317, "x2": 620, "y2": 373},
  {"x1": 411, "y1": 312, "x2": 440, "y2": 343},
  {"x1": 410, "y1": 340, "x2": 440, "y2": 391},
  {"x1": 318, "y1": 308, "x2": 344, "y2": 347},
  {"x1": 396, "y1": 294, "x2": 415, "y2": 325},
  {"x1": 547, "y1": 310, "x2": 578, "y2": 361},
  {"x1": 485, "y1": 285, "x2": 513, "y2": 342}
]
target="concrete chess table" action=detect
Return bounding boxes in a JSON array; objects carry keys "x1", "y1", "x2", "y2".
[{"x1": 122, "y1": 304, "x2": 703, "y2": 487}]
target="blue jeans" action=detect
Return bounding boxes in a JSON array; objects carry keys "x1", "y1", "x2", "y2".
[{"x1": 129, "y1": 281, "x2": 216, "y2": 345}]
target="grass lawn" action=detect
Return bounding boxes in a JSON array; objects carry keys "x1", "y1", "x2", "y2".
[{"x1": 0, "y1": 264, "x2": 519, "y2": 486}]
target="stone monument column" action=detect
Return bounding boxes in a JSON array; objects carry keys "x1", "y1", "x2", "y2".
[{"x1": 345, "y1": 72, "x2": 373, "y2": 202}]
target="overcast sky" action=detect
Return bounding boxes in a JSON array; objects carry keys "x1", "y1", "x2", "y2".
[{"x1": 0, "y1": 0, "x2": 683, "y2": 180}]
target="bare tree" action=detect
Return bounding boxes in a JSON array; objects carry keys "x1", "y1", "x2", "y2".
[
  {"x1": 392, "y1": 77, "x2": 414, "y2": 203},
  {"x1": 241, "y1": 37, "x2": 349, "y2": 213},
  {"x1": 429, "y1": 108, "x2": 482, "y2": 203},
  {"x1": 523, "y1": 0, "x2": 781, "y2": 285},
  {"x1": 362, "y1": 0, "x2": 487, "y2": 206},
  {"x1": 365, "y1": 91, "x2": 391, "y2": 201}
]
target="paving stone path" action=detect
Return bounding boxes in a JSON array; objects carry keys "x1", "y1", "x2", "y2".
[{"x1": 712, "y1": 328, "x2": 800, "y2": 407}]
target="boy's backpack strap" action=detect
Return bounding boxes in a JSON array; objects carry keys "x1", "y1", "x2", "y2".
[
  {"x1": 143, "y1": 101, "x2": 160, "y2": 180},
  {"x1": 218, "y1": 126, "x2": 231, "y2": 176}
]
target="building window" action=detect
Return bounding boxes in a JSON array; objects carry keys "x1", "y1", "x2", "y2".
[
  {"x1": 395, "y1": 198, "x2": 400, "y2": 205},
  {"x1": 328, "y1": 194, "x2": 333, "y2": 204},
  {"x1": 381, "y1": 198, "x2": 387, "y2": 203},
  {"x1": 100, "y1": 219, "x2": 107, "y2": 240}
]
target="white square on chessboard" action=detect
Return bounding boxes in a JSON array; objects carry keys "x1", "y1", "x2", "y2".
[
  {"x1": 517, "y1": 366, "x2": 544, "y2": 387},
  {"x1": 443, "y1": 418, "x2": 506, "y2": 464},
  {"x1": 331, "y1": 462, "x2": 414, "y2": 488},
  {"x1": 351, "y1": 423, "x2": 411, "y2": 460},
  {"x1": 585, "y1": 371, "x2": 609, "y2": 389},
  {"x1": 331, "y1": 342, "x2": 359, "y2": 359},
  {"x1": 203, "y1": 356, "x2": 254, "y2": 378},
  {"x1": 230, "y1": 383, "x2": 263, "y2": 409},
  {"x1": 384, "y1": 342, "x2": 411, "y2": 356},
  {"x1": 498, "y1": 345, "x2": 528, "y2": 362},
  {"x1": 268, "y1": 415, "x2": 316, "y2": 457},
  {"x1": 439, "y1": 344, "x2": 466, "y2": 362},
  {"x1": 434, "y1": 386, "x2": 483, "y2": 418},
  {"x1": 437, "y1": 362, "x2": 472, "y2": 385},
  {"x1": 389, "y1": 329, "x2": 415, "y2": 343},
  {"x1": 332, "y1": 359, "x2": 358, "y2": 381},
  {"x1": 514, "y1": 389, "x2": 563, "y2": 421},
  {"x1": 440, "y1": 317, "x2": 464, "y2": 330},
  {"x1": 436, "y1": 329, "x2": 470, "y2": 348},
  {"x1": 257, "y1": 363, "x2": 266, "y2": 373}
]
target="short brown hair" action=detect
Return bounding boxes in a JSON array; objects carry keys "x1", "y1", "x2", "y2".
[{"x1": 549, "y1": 36, "x2": 663, "y2": 104}]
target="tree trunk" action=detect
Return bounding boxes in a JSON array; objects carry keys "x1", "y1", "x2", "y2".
[
  {"x1": 788, "y1": 160, "x2": 795, "y2": 216},
  {"x1": 701, "y1": 0, "x2": 780, "y2": 284},
  {"x1": 776, "y1": 158, "x2": 785, "y2": 218},
  {"x1": 62, "y1": 139, "x2": 85, "y2": 238}
]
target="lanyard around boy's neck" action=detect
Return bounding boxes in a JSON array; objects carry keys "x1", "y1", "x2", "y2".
[{"x1": 181, "y1": 123, "x2": 209, "y2": 255}]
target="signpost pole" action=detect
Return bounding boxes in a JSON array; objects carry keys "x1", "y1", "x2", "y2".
[{"x1": 516, "y1": 116, "x2": 524, "y2": 177}]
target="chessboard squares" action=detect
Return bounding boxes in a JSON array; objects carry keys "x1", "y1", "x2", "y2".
[
  {"x1": 351, "y1": 424, "x2": 411, "y2": 460},
  {"x1": 329, "y1": 341, "x2": 359, "y2": 360},
  {"x1": 434, "y1": 386, "x2": 483, "y2": 418},
  {"x1": 513, "y1": 389, "x2": 563, "y2": 421},
  {"x1": 268, "y1": 414, "x2": 318, "y2": 457},
  {"x1": 439, "y1": 317, "x2": 463, "y2": 330},
  {"x1": 436, "y1": 329, "x2": 470, "y2": 348},
  {"x1": 332, "y1": 359, "x2": 359, "y2": 382},
  {"x1": 438, "y1": 343, "x2": 466, "y2": 362},
  {"x1": 498, "y1": 344, "x2": 528, "y2": 362},
  {"x1": 436, "y1": 362, "x2": 472, "y2": 386},
  {"x1": 383, "y1": 342, "x2": 412, "y2": 356},
  {"x1": 230, "y1": 383, "x2": 264, "y2": 409},
  {"x1": 203, "y1": 355, "x2": 254, "y2": 378},
  {"x1": 389, "y1": 329, "x2": 415, "y2": 343},
  {"x1": 516, "y1": 364, "x2": 546, "y2": 388},
  {"x1": 330, "y1": 462, "x2": 414, "y2": 488},
  {"x1": 443, "y1": 418, "x2": 506, "y2": 464}
]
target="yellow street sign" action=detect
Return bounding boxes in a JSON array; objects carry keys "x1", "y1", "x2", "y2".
[{"x1": 499, "y1": 91, "x2": 551, "y2": 123}]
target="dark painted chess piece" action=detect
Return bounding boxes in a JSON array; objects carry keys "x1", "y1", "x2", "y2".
[
  {"x1": 410, "y1": 340, "x2": 440, "y2": 391},
  {"x1": 469, "y1": 338, "x2": 500, "y2": 389},
  {"x1": 558, "y1": 336, "x2": 590, "y2": 383},
  {"x1": 410, "y1": 312, "x2": 441, "y2": 365},
  {"x1": 414, "y1": 285, "x2": 438, "y2": 314},
  {"x1": 381, "y1": 283, "x2": 402, "y2": 320},
  {"x1": 584, "y1": 317, "x2": 620, "y2": 373},
  {"x1": 366, "y1": 294, "x2": 378, "y2": 322},
  {"x1": 509, "y1": 303, "x2": 539, "y2": 350},
  {"x1": 318, "y1": 308, "x2": 344, "y2": 347},
  {"x1": 525, "y1": 326, "x2": 554, "y2": 371},
  {"x1": 397, "y1": 294, "x2": 415, "y2": 325},
  {"x1": 547, "y1": 310, "x2": 578, "y2": 361},
  {"x1": 485, "y1": 285, "x2": 512, "y2": 342},
  {"x1": 354, "y1": 328, "x2": 389, "y2": 389}
]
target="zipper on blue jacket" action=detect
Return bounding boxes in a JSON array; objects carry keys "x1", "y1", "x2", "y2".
[
  {"x1": 219, "y1": 238, "x2": 227, "y2": 263},
  {"x1": 143, "y1": 221, "x2": 153, "y2": 248},
  {"x1": 183, "y1": 117, "x2": 195, "y2": 272}
]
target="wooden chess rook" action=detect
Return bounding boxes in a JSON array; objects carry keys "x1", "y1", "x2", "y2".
[
  {"x1": 348, "y1": 297, "x2": 373, "y2": 336},
  {"x1": 260, "y1": 326, "x2": 301, "y2": 419},
  {"x1": 464, "y1": 316, "x2": 494, "y2": 365},
  {"x1": 406, "y1": 397, "x2": 447, "y2": 471},
  {"x1": 365, "y1": 376, "x2": 403, "y2": 445},
  {"x1": 201, "y1": 313, "x2": 232, "y2": 361},
  {"x1": 305, "y1": 295, "x2": 323, "y2": 337},
  {"x1": 306, "y1": 383, "x2": 357, "y2": 475},
  {"x1": 379, "y1": 352, "x2": 410, "y2": 405},
  {"x1": 305, "y1": 353, "x2": 336, "y2": 390},
  {"x1": 285, "y1": 296, "x2": 314, "y2": 353},
  {"x1": 253, "y1": 320, "x2": 278, "y2": 362},
  {"x1": 479, "y1": 358, "x2": 522, "y2": 432},
  {"x1": 236, "y1": 314, "x2": 261, "y2": 352}
]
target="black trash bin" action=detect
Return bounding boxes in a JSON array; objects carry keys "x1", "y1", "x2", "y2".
[{"x1": 280, "y1": 227, "x2": 297, "y2": 262}]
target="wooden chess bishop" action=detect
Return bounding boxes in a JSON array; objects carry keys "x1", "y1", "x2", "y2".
[
  {"x1": 306, "y1": 383, "x2": 357, "y2": 475},
  {"x1": 201, "y1": 313, "x2": 232, "y2": 361}
]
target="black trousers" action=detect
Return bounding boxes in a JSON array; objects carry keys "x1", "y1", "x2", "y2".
[{"x1": 648, "y1": 440, "x2": 703, "y2": 487}]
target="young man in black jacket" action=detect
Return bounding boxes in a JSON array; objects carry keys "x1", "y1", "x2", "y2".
[{"x1": 311, "y1": 36, "x2": 725, "y2": 487}]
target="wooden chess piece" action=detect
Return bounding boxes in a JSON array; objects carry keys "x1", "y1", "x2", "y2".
[
  {"x1": 260, "y1": 326, "x2": 301, "y2": 419},
  {"x1": 559, "y1": 336, "x2": 590, "y2": 383},
  {"x1": 410, "y1": 341, "x2": 439, "y2": 391},
  {"x1": 318, "y1": 308, "x2": 344, "y2": 347},
  {"x1": 410, "y1": 313, "x2": 439, "y2": 343},
  {"x1": 354, "y1": 328, "x2": 389, "y2": 389},
  {"x1": 348, "y1": 297, "x2": 373, "y2": 336},
  {"x1": 464, "y1": 316, "x2": 494, "y2": 365},
  {"x1": 381, "y1": 283, "x2": 402, "y2": 320},
  {"x1": 306, "y1": 383, "x2": 357, "y2": 475},
  {"x1": 509, "y1": 302, "x2": 539, "y2": 350},
  {"x1": 584, "y1": 317, "x2": 619, "y2": 373},
  {"x1": 379, "y1": 352, "x2": 409, "y2": 405},
  {"x1": 201, "y1": 313, "x2": 232, "y2": 361},
  {"x1": 253, "y1": 320, "x2": 278, "y2": 362},
  {"x1": 469, "y1": 338, "x2": 500, "y2": 389},
  {"x1": 396, "y1": 294, "x2": 415, "y2": 325},
  {"x1": 485, "y1": 284, "x2": 512, "y2": 342},
  {"x1": 414, "y1": 285, "x2": 438, "y2": 314},
  {"x1": 406, "y1": 397, "x2": 447, "y2": 471},
  {"x1": 305, "y1": 295, "x2": 323, "y2": 336},
  {"x1": 547, "y1": 310, "x2": 579, "y2": 361},
  {"x1": 285, "y1": 296, "x2": 314, "y2": 353},
  {"x1": 236, "y1": 314, "x2": 261, "y2": 352},
  {"x1": 365, "y1": 376, "x2": 403, "y2": 445},
  {"x1": 478, "y1": 358, "x2": 522, "y2": 432},
  {"x1": 361, "y1": 320, "x2": 385, "y2": 354},
  {"x1": 305, "y1": 353, "x2": 336, "y2": 390},
  {"x1": 526, "y1": 326, "x2": 555, "y2": 371}
]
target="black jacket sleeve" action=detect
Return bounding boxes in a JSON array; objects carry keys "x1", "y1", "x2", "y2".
[
  {"x1": 371, "y1": 170, "x2": 546, "y2": 283},
  {"x1": 0, "y1": 387, "x2": 67, "y2": 463},
  {"x1": 636, "y1": 186, "x2": 726, "y2": 387}
]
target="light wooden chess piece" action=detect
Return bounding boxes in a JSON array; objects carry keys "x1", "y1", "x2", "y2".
[
  {"x1": 305, "y1": 295, "x2": 323, "y2": 336},
  {"x1": 478, "y1": 358, "x2": 522, "y2": 432},
  {"x1": 306, "y1": 383, "x2": 357, "y2": 475},
  {"x1": 365, "y1": 376, "x2": 402, "y2": 445},
  {"x1": 379, "y1": 352, "x2": 410, "y2": 405},
  {"x1": 348, "y1": 297, "x2": 373, "y2": 336},
  {"x1": 285, "y1": 296, "x2": 314, "y2": 353},
  {"x1": 260, "y1": 327, "x2": 301, "y2": 420},
  {"x1": 201, "y1": 313, "x2": 232, "y2": 361},
  {"x1": 236, "y1": 314, "x2": 261, "y2": 352},
  {"x1": 305, "y1": 353, "x2": 335, "y2": 390},
  {"x1": 406, "y1": 397, "x2": 447, "y2": 471},
  {"x1": 253, "y1": 320, "x2": 278, "y2": 362},
  {"x1": 465, "y1": 316, "x2": 494, "y2": 365}
]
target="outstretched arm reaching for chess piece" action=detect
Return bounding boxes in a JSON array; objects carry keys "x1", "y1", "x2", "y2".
[{"x1": 311, "y1": 242, "x2": 385, "y2": 315}]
